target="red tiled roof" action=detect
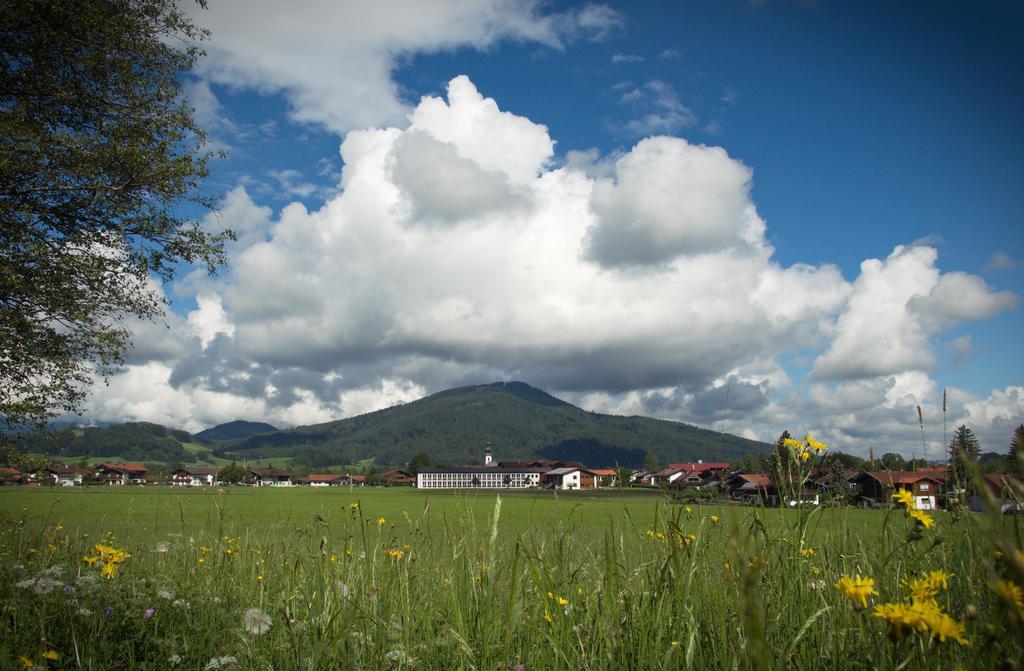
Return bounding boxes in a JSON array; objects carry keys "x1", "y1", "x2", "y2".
[
  {"x1": 588, "y1": 468, "x2": 617, "y2": 476},
  {"x1": 351, "y1": 475, "x2": 365, "y2": 482}
]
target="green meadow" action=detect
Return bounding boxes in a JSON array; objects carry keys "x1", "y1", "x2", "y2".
[{"x1": 1, "y1": 487, "x2": 1021, "y2": 670}]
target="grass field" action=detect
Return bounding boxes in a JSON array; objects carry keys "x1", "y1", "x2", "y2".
[{"x1": 1, "y1": 486, "x2": 1022, "y2": 670}]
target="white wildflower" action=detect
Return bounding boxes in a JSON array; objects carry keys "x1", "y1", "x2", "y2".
[
  {"x1": 384, "y1": 649, "x2": 415, "y2": 667},
  {"x1": 16, "y1": 578, "x2": 36, "y2": 590},
  {"x1": 155, "y1": 542, "x2": 169, "y2": 553},
  {"x1": 172, "y1": 599, "x2": 190, "y2": 609},
  {"x1": 33, "y1": 576, "x2": 63, "y2": 596},
  {"x1": 168, "y1": 654, "x2": 182, "y2": 666},
  {"x1": 77, "y1": 607, "x2": 92, "y2": 617},
  {"x1": 204, "y1": 655, "x2": 238, "y2": 670},
  {"x1": 158, "y1": 590, "x2": 174, "y2": 600},
  {"x1": 243, "y1": 607, "x2": 272, "y2": 636},
  {"x1": 76, "y1": 574, "x2": 97, "y2": 586},
  {"x1": 337, "y1": 581, "x2": 351, "y2": 598},
  {"x1": 45, "y1": 564, "x2": 65, "y2": 576}
]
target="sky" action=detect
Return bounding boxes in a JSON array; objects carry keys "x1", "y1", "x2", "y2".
[{"x1": 77, "y1": 0, "x2": 1023, "y2": 459}]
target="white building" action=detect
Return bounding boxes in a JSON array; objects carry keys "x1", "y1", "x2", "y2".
[{"x1": 416, "y1": 467, "x2": 543, "y2": 489}]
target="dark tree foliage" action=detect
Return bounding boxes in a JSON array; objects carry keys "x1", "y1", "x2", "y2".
[
  {"x1": 949, "y1": 424, "x2": 981, "y2": 487},
  {"x1": 1, "y1": 0, "x2": 231, "y2": 431},
  {"x1": 217, "y1": 461, "x2": 246, "y2": 484},
  {"x1": 1009, "y1": 424, "x2": 1024, "y2": 477},
  {"x1": 406, "y1": 451, "x2": 431, "y2": 474}
]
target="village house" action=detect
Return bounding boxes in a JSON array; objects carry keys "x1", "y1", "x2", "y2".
[
  {"x1": 381, "y1": 469, "x2": 415, "y2": 486},
  {"x1": 0, "y1": 466, "x2": 23, "y2": 486},
  {"x1": 850, "y1": 471, "x2": 942, "y2": 510},
  {"x1": 541, "y1": 467, "x2": 599, "y2": 490},
  {"x1": 247, "y1": 467, "x2": 292, "y2": 487},
  {"x1": 42, "y1": 465, "x2": 92, "y2": 486},
  {"x1": 589, "y1": 468, "x2": 619, "y2": 487},
  {"x1": 307, "y1": 473, "x2": 345, "y2": 487},
  {"x1": 170, "y1": 466, "x2": 218, "y2": 487},
  {"x1": 968, "y1": 473, "x2": 1022, "y2": 513},
  {"x1": 96, "y1": 463, "x2": 148, "y2": 485}
]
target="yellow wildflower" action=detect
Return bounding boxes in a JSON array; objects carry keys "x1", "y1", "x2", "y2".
[
  {"x1": 836, "y1": 574, "x2": 878, "y2": 609},
  {"x1": 543, "y1": 613, "x2": 553, "y2": 623},
  {"x1": 670, "y1": 641, "x2": 679, "y2": 646},
  {"x1": 909, "y1": 509, "x2": 935, "y2": 529},
  {"x1": 799, "y1": 451, "x2": 811, "y2": 462},
  {"x1": 710, "y1": 515, "x2": 719, "y2": 523},
  {"x1": 892, "y1": 489, "x2": 915, "y2": 509},
  {"x1": 801, "y1": 547, "x2": 815, "y2": 558},
  {"x1": 376, "y1": 517, "x2": 386, "y2": 527},
  {"x1": 557, "y1": 596, "x2": 569, "y2": 606},
  {"x1": 41, "y1": 651, "x2": 59, "y2": 661},
  {"x1": 329, "y1": 554, "x2": 337, "y2": 563},
  {"x1": 684, "y1": 505, "x2": 692, "y2": 513},
  {"x1": 805, "y1": 435, "x2": 828, "y2": 452},
  {"x1": 100, "y1": 562, "x2": 118, "y2": 579},
  {"x1": 82, "y1": 555, "x2": 99, "y2": 566},
  {"x1": 17, "y1": 656, "x2": 33, "y2": 668},
  {"x1": 925, "y1": 570, "x2": 952, "y2": 591},
  {"x1": 989, "y1": 579, "x2": 1024, "y2": 618},
  {"x1": 349, "y1": 503, "x2": 359, "y2": 510},
  {"x1": 387, "y1": 548, "x2": 405, "y2": 560},
  {"x1": 926, "y1": 611, "x2": 969, "y2": 645},
  {"x1": 783, "y1": 437, "x2": 804, "y2": 451}
]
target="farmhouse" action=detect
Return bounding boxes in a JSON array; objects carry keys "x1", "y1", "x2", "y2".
[
  {"x1": 382, "y1": 469, "x2": 415, "y2": 486},
  {"x1": 170, "y1": 467, "x2": 218, "y2": 486},
  {"x1": 851, "y1": 471, "x2": 942, "y2": 510},
  {"x1": 307, "y1": 473, "x2": 345, "y2": 487},
  {"x1": 589, "y1": 468, "x2": 619, "y2": 487},
  {"x1": 96, "y1": 463, "x2": 148, "y2": 485},
  {"x1": 247, "y1": 467, "x2": 292, "y2": 487},
  {"x1": 0, "y1": 467, "x2": 23, "y2": 485},
  {"x1": 43, "y1": 465, "x2": 92, "y2": 486}
]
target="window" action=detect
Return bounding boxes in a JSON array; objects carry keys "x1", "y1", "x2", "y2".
[{"x1": 919, "y1": 483, "x2": 930, "y2": 492}]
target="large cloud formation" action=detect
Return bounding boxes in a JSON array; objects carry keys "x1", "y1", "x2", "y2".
[{"x1": 81, "y1": 75, "x2": 1018, "y2": 456}]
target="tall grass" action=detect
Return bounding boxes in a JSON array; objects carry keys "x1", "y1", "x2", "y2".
[{"x1": 0, "y1": 493, "x2": 1021, "y2": 670}]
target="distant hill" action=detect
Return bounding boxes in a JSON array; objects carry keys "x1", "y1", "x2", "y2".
[
  {"x1": 195, "y1": 420, "x2": 279, "y2": 443},
  {"x1": 14, "y1": 422, "x2": 197, "y2": 463},
  {"x1": 214, "y1": 381, "x2": 770, "y2": 468}
]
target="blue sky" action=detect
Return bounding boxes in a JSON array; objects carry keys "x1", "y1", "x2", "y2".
[{"x1": 82, "y1": 0, "x2": 1022, "y2": 458}]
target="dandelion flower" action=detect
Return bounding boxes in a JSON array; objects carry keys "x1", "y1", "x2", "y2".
[
  {"x1": 349, "y1": 503, "x2": 359, "y2": 510},
  {"x1": 376, "y1": 518, "x2": 386, "y2": 527},
  {"x1": 41, "y1": 651, "x2": 59, "y2": 661},
  {"x1": 990, "y1": 579, "x2": 1024, "y2": 618},
  {"x1": 557, "y1": 596, "x2": 569, "y2": 606},
  {"x1": 805, "y1": 436, "x2": 829, "y2": 452},
  {"x1": 909, "y1": 509, "x2": 935, "y2": 529},
  {"x1": 710, "y1": 515, "x2": 719, "y2": 523},
  {"x1": 543, "y1": 613, "x2": 553, "y2": 623},
  {"x1": 684, "y1": 506, "x2": 692, "y2": 513},
  {"x1": 801, "y1": 547, "x2": 815, "y2": 558},
  {"x1": 836, "y1": 574, "x2": 878, "y2": 609},
  {"x1": 243, "y1": 607, "x2": 273, "y2": 636},
  {"x1": 892, "y1": 490, "x2": 915, "y2": 509},
  {"x1": 17, "y1": 656, "x2": 32, "y2": 668},
  {"x1": 783, "y1": 438, "x2": 804, "y2": 451}
]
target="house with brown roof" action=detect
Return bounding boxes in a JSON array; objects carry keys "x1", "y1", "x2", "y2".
[
  {"x1": 0, "y1": 466, "x2": 23, "y2": 486},
  {"x1": 170, "y1": 467, "x2": 218, "y2": 486},
  {"x1": 97, "y1": 463, "x2": 148, "y2": 485},
  {"x1": 42, "y1": 465, "x2": 92, "y2": 486},
  {"x1": 382, "y1": 469, "x2": 415, "y2": 486},
  {"x1": 850, "y1": 471, "x2": 943, "y2": 510},
  {"x1": 247, "y1": 467, "x2": 292, "y2": 487},
  {"x1": 307, "y1": 473, "x2": 345, "y2": 487}
]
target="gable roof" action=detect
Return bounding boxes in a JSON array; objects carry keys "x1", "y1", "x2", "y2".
[
  {"x1": 588, "y1": 468, "x2": 617, "y2": 476},
  {"x1": 99, "y1": 463, "x2": 148, "y2": 473},
  {"x1": 172, "y1": 467, "x2": 218, "y2": 476},
  {"x1": 308, "y1": 473, "x2": 344, "y2": 482},
  {"x1": 858, "y1": 471, "x2": 943, "y2": 486},
  {"x1": 248, "y1": 467, "x2": 291, "y2": 478}
]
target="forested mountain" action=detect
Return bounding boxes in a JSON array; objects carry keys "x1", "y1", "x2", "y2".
[
  {"x1": 14, "y1": 422, "x2": 197, "y2": 463},
  {"x1": 213, "y1": 381, "x2": 770, "y2": 468},
  {"x1": 194, "y1": 420, "x2": 279, "y2": 443}
]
